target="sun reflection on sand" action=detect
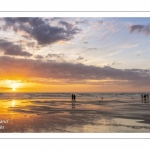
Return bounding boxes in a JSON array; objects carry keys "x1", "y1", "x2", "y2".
[{"x1": 12, "y1": 100, "x2": 15, "y2": 107}]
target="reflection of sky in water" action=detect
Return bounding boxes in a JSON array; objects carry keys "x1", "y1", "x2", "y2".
[{"x1": 0, "y1": 96, "x2": 150, "y2": 132}]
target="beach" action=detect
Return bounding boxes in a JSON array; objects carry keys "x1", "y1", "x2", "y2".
[{"x1": 0, "y1": 93, "x2": 150, "y2": 132}]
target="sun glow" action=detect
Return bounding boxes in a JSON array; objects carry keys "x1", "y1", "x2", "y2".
[
  {"x1": 5, "y1": 80, "x2": 22, "y2": 92},
  {"x1": 11, "y1": 82, "x2": 21, "y2": 91},
  {"x1": 12, "y1": 87, "x2": 16, "y2": 91}
]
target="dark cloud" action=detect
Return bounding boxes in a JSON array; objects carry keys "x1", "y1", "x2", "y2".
[
  {"x1": 3, "y1": 18, "x2": 16, "y2": 25},
  {"x1": 3, "y1": 17, "x2": 81, "y2": 46},
  {"x1": 130, "y1": 25, "x2": 144, "y2": 33},
  {"x1": 4, "y1": 17, "x2": 45, "y2": 27},
  {"x1": 0, "y1": 39, "x2": 32, "y2": 57},
  {"x1": 77, "y1": 56, "x2": 84, "y2": 60},
  {"x1": 59, "y1": 21, "x2": 74, "y2": 30},
  {"x1": 130, "y1": 24, "x2": 150, "y2": 35},
  {"x1": 29, "y1": 24, "x2": 80, "y2": 45},
  {"x1": 0, "y1": 56, "x2": 150, "y2": 86}
]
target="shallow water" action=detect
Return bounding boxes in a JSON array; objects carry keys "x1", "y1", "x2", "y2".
[{"x1": 0, "y1": 93, "x2": 150, "y2": 132}]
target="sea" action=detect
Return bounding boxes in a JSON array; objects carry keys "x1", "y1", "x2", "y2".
[{"x1": 0, "y1": 92, "x2": 150, "y2": 133}]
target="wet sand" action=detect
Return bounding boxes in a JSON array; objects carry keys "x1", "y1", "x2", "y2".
[{"x1": 0, "y1": 97, "x2": 150, "y2": 132}]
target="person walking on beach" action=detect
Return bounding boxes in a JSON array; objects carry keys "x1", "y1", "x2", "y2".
[
  {"x1": 141, "y1": 94, "x2": 144, "y2": 103},
  {"x1": 74, "y1": 94, "x2": 76, "y2": 101},
  {"x1": 144, "y1": 94, "x2": 146, "y2": 100},
  {"x1": 143, "y1": 94, "x2": 147, "y2": 103},
  {"x1": 72, "y1": 94, "x2": 74, "y2": 101},
  {"x1": 146, "y1": 94, "x2": 149, "y2": 100},
  {"x1": 71, "y1": 94, "x2": 76, "y2": 108},
  {"x1": 141, "y1": 94, "x2": 143, "y2": 101}
]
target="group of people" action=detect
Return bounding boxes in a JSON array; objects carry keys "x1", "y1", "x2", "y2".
[
  {"x1": 141, "y1": 94, "x2": 149, "y2": 100},
  {"x1": 141, "y1": 94, "x2": 149, "y2": 103},
  {"x1": 71, "y1": 94, "x2": 76, "y2": 101},
  {"x1": 71, "y1": 94, "x2": 76, "y2": 109}
]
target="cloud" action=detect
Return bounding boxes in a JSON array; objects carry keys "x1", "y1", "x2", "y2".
[
  {"x1": 0, "y1": 56, "x2": 150, "y2": 86},
  {"x1": 76, "y1": 47, "x2": 98, "y2": 56},
  {"x1": 59, "y1": 21, "x2": 74, "y2": 30},
  {"x1": 130, "y1": 25, "x2": 144, "y2": 33},
  {"x1": 87, "y1": 47, "x2": 97, "y2": 51},
  {"x1": 34, "y1": 55, "x2": 43, "y2": 59},
  {"x1": 84, "y1": 41, "x2": 88, "y2": 44},
  {"x1": 27, "y1": 42, "x2": 36, "y2": 48},
  {"x1": 3, "y1": 17, "x2": 81, "y2": 46},
  {"x1": 98, "y1": 20, "x2": 104, "y2": 24},
  {"x1": 4, "y1": 17, "x2": 45, "y2": 27},
  {"x1": 130, "y1": 24, "x2": 150, "y2": 35},
  {"x1": 46, "y1": 53, "x2": 64, "y2": 58},
  {"x1": 77, "y1": 56, "x2": 84, "y2": 60},
  {"x1": 75, "y1": 20, "x2": 89, "y2": 24},
  {"x1": 0, "y1": 39, "x2": 32, "y2": 57},
  {"x1": 110, "y1": 62, "x2": 121, "y2": 66},
  {"x1": 50, "y1": 17, "x2": 62, "y2": 21}
]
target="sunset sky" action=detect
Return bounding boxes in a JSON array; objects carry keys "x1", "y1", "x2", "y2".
[{"x1": 0, "y1": 17, "x2": 150, "y2": 92}]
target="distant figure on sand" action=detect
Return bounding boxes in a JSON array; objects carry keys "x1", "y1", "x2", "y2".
[
  {"x1": 72, "y1": 94, "x2": 74, "y2": 101},
  {"x1": 74, "y1": 94, "x2": 76, "y2": 101},
  {"x1": 71, "y1": 94, "x2": 76, "y2": 108},
  {"x1": 147, "y1": 94, "x2": 149, "y2": 100},
  {"x1": 141, "y1": 94, "x2": 149, "y2": 103},
  {"x1": 71, "y1": 94, "x2": 76, "y2": 101},
  {"x1": 141, "y1": 94, "x2": 143, "y2": 100}
]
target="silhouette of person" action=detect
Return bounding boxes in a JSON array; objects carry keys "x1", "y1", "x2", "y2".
[
  {"x1": 71, "y1": 95, "x2": 76, "y2": 108},
  {"x1": 72, "y1": 94, "x2": 74, "y2": 101},
  {"x1": 144, "y1": 94, "x2": 146, "y2": 100},
  {"x1": 74, "y1": 94, "x2": 76, "y2": 101},
  {"x1": 143, "y1": 94, "x2": 146, "y2": 103},
  {"x1": 141, "y1": 94, "x2": 143, "y2": 103},
  {"x1": 147, "y1": 94, "x2": 149, "y2": 100},
  {"x1": 141, "y1": 94, "x2": 143, "y2": 101}
]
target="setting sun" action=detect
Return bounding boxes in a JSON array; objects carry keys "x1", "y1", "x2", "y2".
[
  {"x1": 10, "y1": 82, "x2": 21, "y2": 91},
  {"x1": 12, "y1": 87, "x2": 16, "y2": 91},
  {"x1": 3, "y1": 80, "x2": 23, "y2": 92}
]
